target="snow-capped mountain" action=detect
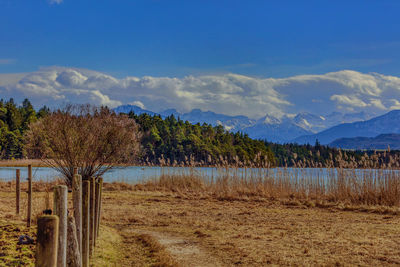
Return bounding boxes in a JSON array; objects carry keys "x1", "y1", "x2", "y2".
[
  {"x1": 291, "y1": 113, "x2": 327, "y2": 133},
  {"x1": 161, "y1": 109, "x2": 256, "y2": 132},
  {"x1": 288, "y1": 111, "x2": 372, "y2": 133},
  {"x1": 294, "y1": 110, "x2": 400, "y2": 145},
  {"x1": 243, "y1": 119, "x2": 312, "y2": 142},
  {"x1": 257, "y1": 114, "x2": 282, "y2": 125},
  {"x1": 113, "y1": 104, "x2": 377, "y2": 143}
]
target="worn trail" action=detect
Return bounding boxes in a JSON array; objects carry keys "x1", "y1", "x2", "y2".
[{"x1": 125, "y1": 228, "x2": 224, "y2": 267}]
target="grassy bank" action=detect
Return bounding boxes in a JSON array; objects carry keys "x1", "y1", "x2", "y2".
[
  {"x1": 1, "y1": 161, "x2": 400, "y2": 266},
  {"x1": 100, "y1": 189, "x2": 400, "y2": 266},
  {"x1": 1, "y1": 178, "x2": 400, "y2": 266}
]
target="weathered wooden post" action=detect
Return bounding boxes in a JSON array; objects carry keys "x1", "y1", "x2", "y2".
[
  {"x1": 94, "y1": 180, "x2": 100, "y2": 247},
  {"x1": 36, "y1": 215, "x2": 59, "y2": 267},
  {"x1": 96, "y1": 177, "x2": 103, "y2": 238},
  {"x1": 16, "y1": 169, "x2": 20, "y2": 215},
  {"x1": 82, "y1": 180, "x2": 90, "y2": 267},
  {"x1": 73, "y1": 167, "x2": 82, "y2": 254},
  {"x1": 89, "y1": 177, "x2": 95, "y2": 255},
  {"x1": 27, "y1": 164, "x2": 32, "y2": 227},
  {"x1": 54, "y1": 185, "x2": 68, "y2": 267},
  {"x1": 67, "y1": 216, "x2": 82, "y2": 267}
]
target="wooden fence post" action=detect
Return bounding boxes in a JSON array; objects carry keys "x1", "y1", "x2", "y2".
[
  {"x1": 36, "y1": 215, "x2": 59, "y2": 267},
  {"x1": 82, "y1": 180, "x2": 90, "y2": 267},
  {"x1": 73, "y1": 168, "x2": 82, "y2": 254},
  {"x1": 90, "y1": 177, "x2": 95, "y2": 256},
  {"x1": 96, "y1": 177, "x2": 103, "y2": 238},
  {"x1": 16, "y1": 169, "x2": 20, "y2": 215},
  {"x1": 67, "y1": 216, "x2": 82, "y2": 267},
  {"x1": 94, "y1": 180, "x2": 100, "y2": 247},
  {"x1": 27, "y1": 165, "x2": 32, "y2": 227},
  {"x1": 54, "y1": 185, "x2": 68, "y2": 267}
]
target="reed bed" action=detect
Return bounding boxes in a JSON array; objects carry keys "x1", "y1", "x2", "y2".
[
  {"x1": 143, "y1": 166, "x2": 400, "y2": 206},
  {"x1": 139, "y1": 150, "x2": 400, "y2": 206},
  {"x1": 1, "y1": 167, "x2": 398, "y2": 206},
  {"x1": 2, "y1": 149, "x2": 399, "y2": 207}
]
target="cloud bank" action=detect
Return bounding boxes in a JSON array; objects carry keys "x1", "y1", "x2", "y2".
[{"x1": 0, "y1": 66, "x2": 399, "y2": 118}]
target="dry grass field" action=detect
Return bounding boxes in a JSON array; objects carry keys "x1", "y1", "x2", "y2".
[{"x1": 1, "y1": 179, "x2": 400, "y2": 266}]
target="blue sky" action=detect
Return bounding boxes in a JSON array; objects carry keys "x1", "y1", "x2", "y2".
[
  {"x1": 2, "y1": 0, "x2": 400, "y2": 77},
  {"x1": 1, "y1": 1, "x2": 400, "y2": 118}
]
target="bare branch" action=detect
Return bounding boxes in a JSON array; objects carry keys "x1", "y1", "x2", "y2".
[{"x1": 25, "y1": 104, "x2": 141, "y2": 186}]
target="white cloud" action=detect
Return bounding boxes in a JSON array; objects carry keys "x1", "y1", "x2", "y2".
[
  {"x1": 330, "y1": 94, "x2": 368, "y2": 108},
  {"x1": 129, "y1": 101, "x2": 145, "y2": 109},
  {"x1": 369, "y1": 99, "x2": 386, "y2": 110},
  {"x1": 89, "y1": 90, "x2": 121, "y2": 108},
  {"x1": 1, "y1": 66, "x2": 400, "y2": 118},
  {"x1": 56, "y1": 69, "x2": 87, "y2": 87},
  {"x1": 389, "y1": 99, "x2": 400, "y2": 110}
]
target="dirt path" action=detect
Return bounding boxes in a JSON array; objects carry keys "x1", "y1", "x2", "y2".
[{"x1": 125, "y1": 228, "x2": 224, "y2": 267}]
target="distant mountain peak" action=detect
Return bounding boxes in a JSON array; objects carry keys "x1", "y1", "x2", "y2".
[{"x1": 258, "y1": 114, "x2": 281, "y2": 125}]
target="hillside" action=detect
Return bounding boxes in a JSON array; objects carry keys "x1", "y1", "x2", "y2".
[{"x1": 329, "y1": 133, "x2": 400, "y2": 150}]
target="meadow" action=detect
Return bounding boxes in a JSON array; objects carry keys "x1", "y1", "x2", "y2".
[{"x1": 1, "y1": 163, "x2": 400, "y2": 266}]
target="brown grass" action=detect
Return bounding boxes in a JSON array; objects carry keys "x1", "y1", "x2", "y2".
[
  {"x1": 0, "y1": 181, "x2": 178, "y2": 267},
  {"x1": 135, "y1": 233, "x2": 179, "y2": 267},
  {"x1": 1, "y1": 166, "x2": 400, "y2": 266},
  {"x1": 0, "y1": 180, "x2": 63, "y2": 192},
  {"x1": 100, "y1": 189, "x2": 400, "y2": 266}
]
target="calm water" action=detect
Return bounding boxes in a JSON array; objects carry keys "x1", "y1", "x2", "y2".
[
  {"x1": 0, "y1": 166, "x2": 223, "y2": 183},
  {"x1": 0, "y1": 166, "x2": 398, "y2": 183}
]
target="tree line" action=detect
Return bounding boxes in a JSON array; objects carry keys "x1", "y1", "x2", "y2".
[
  {"x1": 1, "y1": 98, "x2": 399, "y2": 168},
  {"x1": 129, "y1": 112, "x2": 275, "y2": 166},
  {"x1": 268, "y1": 140, "x2": 400, "y2": 168}
]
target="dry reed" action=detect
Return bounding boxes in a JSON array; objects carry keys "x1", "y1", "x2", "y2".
[{"x1": 142, "y1": 154, "x2": 400, "y2": 206}]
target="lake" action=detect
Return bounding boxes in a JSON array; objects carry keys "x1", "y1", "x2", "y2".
[
  {"x1": 0, "y1": 166, "x2": 225, "y2": 183},
  {"x1": 0, "y1": 166, "x2": 398, "y2": 183}
]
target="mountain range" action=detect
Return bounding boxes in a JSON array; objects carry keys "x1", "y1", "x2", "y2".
[
  {"x1": 114, "y1": 104, "x2": 381, "y2": 144},
  {"x1": 294, "y1": 110, "x2": 400, "y2": 145}
]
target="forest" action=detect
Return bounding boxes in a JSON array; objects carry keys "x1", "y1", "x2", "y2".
[
  {"x1": 129, "y1": 112, "x2": 275, "y2": 166},
  {"x1": 0, "y1": 98, "x2": 49, "y2": 159},
  {"x1": 0, "y1": 98, "x2": 398, "y2": 168}
]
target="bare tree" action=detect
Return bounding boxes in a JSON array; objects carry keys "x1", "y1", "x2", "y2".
[{"x1": 25, "y1": 104, "x2": 140, "y2": 186}]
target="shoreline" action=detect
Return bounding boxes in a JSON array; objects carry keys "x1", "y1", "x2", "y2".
[
  {"x1": 0, "y1": 159, "x2": 143, "y2": 168},
  {"x1": 0, "y1": 159, "x2": 47, "y2": 167},
  {"x1": 2, "y1": 160, "x2": 400, "y2": 171}
]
